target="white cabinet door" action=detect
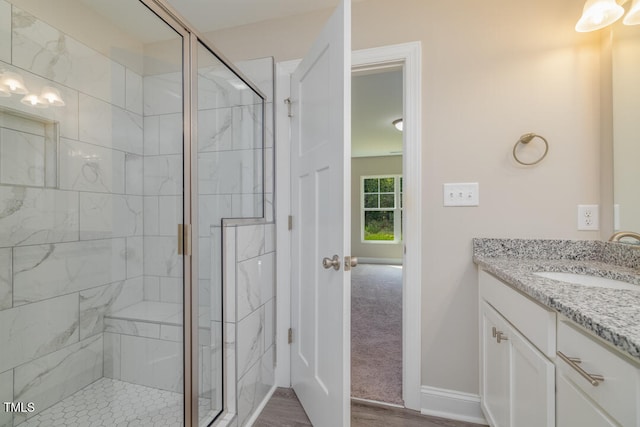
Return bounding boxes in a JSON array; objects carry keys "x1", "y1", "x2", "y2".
[
  {"x1": 481, "y1": 302, "x2": 510, "y2": 427},
  {"x1": 510, "y1": 320, "x2": 555, "y2": 427},
  {"x1": 481, "y1": 300, "x2": 555, "y2": 427},
  {"x1": 556, "y1": 372, "x2": 617, "y2": 427}
]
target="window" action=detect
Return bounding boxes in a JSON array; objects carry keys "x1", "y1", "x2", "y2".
[{"x1": 361, "y1": 175, "x2": 403, "y2": 243}]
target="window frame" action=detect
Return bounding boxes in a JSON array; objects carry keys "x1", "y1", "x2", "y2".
[{"x1": 360, "y1": 174, "x2": 403, "y2": 244}]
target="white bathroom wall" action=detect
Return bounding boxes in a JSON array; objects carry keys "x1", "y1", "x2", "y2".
[{"x1": 0, "y1": 3, "x2": 144, "y2": 425}]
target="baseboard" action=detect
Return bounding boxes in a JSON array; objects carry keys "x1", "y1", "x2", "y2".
[
  {"x1": 244, "y1": 385, "x2": 277, "y2": 427},
  {"x1": 420, "y1": 385, "x2": 487, "y2": 425},
  {"x1": 357, "y1": 257, "x2": 403, "y2": 265},
  {"x1": 350, "y1": 396, "x2": 404, "y2": 409}
]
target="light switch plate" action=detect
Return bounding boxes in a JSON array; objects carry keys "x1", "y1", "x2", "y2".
[{"x1": 443, "y1": 183, "x2": 479, "y2": 206}]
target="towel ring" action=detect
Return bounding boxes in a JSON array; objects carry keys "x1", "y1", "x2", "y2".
[{"x1": 513, "y1": 133, "x2": 548, "y2": 166}]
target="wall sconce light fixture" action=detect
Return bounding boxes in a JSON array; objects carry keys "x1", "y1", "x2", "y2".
[
  {"x1": 1, "y1": 71, "x2": 29, "y2": 94},
  {"x1": 623, "y1": 0, "x2": 640, "y2": 24},
  {"x1": 20, "y1": 93, "x2": 48, "y2": 108},
  {"x1": 0, "y1": 71, "x2": 65, "y2": 108},
  {"x1": 576, "y1": 0, "x2": 640, "y2": 31},
  {"x1": 40, "y1": 86, "x2": 66, "y2": 107},
  {"x1": 392, "y1": 118, "x2": 403, "y2": 132}
]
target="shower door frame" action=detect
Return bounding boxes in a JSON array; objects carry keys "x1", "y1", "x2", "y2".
[{"x1": 137, "y1": 1, "x2": 268, "y2": 425}]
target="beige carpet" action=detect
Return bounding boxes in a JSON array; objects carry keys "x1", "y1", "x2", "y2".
[{"x1": 351, "y1": 264, "x2": 403, "y2": 405}]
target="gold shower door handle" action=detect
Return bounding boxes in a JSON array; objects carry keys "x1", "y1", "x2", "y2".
[
  {"x1": 177, "y1": 224, "x2": 192, "y2": 256},
  {"x1": 322, "y1": 255, "x2": 341, "y2": 270}
]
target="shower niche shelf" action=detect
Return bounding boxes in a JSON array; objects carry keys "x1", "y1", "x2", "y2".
[{"x1": 0, "y1": 106, "x2": 59, "y2": 189}]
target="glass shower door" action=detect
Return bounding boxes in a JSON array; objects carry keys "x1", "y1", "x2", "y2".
[{"x1": 195, "y1": 41, "x2": 265, "y2": 426}]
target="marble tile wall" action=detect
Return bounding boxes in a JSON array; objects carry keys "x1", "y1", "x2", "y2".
[
  {"x1": 237, "y1": 58, "x2": 274, "y2": 224},
  {"x1": 223, "y1": 223, "x2": 276, "y2": 426},
  {"x1": 87, "y1": 65, "x2": 186, "y2": 399},
  {"x1": 0, "y1": 3, "x2": 144, "y2": 425},
  {"x1": 141, "y1": 70, "x2": 183, "y2": 309}
]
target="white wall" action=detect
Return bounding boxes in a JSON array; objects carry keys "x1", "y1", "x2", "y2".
[{"x1": 206, "y1": 0, "x2": 603, "y2": 395}]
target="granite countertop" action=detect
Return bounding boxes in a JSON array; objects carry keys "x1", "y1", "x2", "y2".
[{"x1": 473, "y1": 238, "x2": 640, "y2": 361}]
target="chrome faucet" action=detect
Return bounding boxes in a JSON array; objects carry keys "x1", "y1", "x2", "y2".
[{"x1": 608, "y1": 231, "x2": 640, "y2": 244}]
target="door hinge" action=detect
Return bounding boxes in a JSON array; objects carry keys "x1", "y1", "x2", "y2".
[
  {"x1": 288, "y1": 328, "x2": 293, "y2": 344},
  {"x1": 288, "y1": 215, "x2": 293, "y2": 230},
  {"x1": 177, "y1": 224, "x2": 192, "y2": 256},
  {"x1": 284, "y1": 97, "x2": 292, "y2": 117}
]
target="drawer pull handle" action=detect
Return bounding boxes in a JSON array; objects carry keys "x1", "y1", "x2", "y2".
[
  {"x1": 492, "y1": 327, "x2": 497, "y2": 338},
  {"x1": 557, "y1": 351, "x2": 605, "y2": 386}
]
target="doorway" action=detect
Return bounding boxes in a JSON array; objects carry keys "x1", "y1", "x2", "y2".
[
  {"x1": 274, "y1": 40, "x2": 423, "y2": 419},
  {"x1": 350, "y1": 67, "x2": 404, "y2": 406}
]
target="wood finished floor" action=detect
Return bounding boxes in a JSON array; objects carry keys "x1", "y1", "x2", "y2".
[{"x1": 254, "y1": 388, "x2": 487, "y2": 427}]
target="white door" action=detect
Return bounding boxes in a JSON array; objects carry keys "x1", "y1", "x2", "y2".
[{"x1": 289, "y1": 0, "x2": 351, "y2": 426}]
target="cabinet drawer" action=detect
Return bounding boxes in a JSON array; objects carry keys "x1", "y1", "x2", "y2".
[
  {"x1": 556, "y1": 371, "x2": 617, "y2": 427},
  {"x1": 557, "y1": 319, "x2": 640, "y2": 426},
  {"x1": 479, "y1": 270, "x2": 556, "y2": 358}
]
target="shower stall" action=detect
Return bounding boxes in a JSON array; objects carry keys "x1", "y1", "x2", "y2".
[{"x1": 0, "y1": 0, "x2": 271, "y2": 426}]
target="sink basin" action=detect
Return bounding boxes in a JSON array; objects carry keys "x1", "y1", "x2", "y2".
[{"x1": 533, "y1": 272, "x2": 638, "y2": 290}]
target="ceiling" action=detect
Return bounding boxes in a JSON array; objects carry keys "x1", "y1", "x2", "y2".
[
  {"x1": 352, "y1": 69, "x2": 403, "y2": 158},
  {"x1": 165, "y1": 0, "x2": 342, "y2": 33}
]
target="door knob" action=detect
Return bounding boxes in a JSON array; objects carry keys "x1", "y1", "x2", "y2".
[
  {"x1": 322, "y1": 255, "x2": 340, "y2": 270},
  {"x1": 344, "y1": 256, "x2": 358, "y2": 271}
]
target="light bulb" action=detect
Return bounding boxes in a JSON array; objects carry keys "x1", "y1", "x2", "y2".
[
  {"x1": 592, "y1": 12, "x2": 605, "y2": 25},
  {"x1": 1, "y1": 71, "x2": 29, "y2": 94},
  {"x1": 20, "y1": 93, "x2": 48, "y2": 108},
  {"x1": 40, "y1": 86, "x2": 65, "y2": 106}
]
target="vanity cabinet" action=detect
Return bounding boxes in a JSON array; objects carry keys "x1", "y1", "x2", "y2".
[
  {"x1": 479, "y1": 269, "x2": 640, "y2": 427},
  {"x1": 479, "y1": 271, "x2": 555, "y2": 427}
]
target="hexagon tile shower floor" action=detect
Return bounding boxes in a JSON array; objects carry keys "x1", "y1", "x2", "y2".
[{"x1": 13, "y1": 378, "x2": 208, "y2": 426}]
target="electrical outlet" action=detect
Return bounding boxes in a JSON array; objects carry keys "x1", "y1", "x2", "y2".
[{"x1": 578, "y1": 204, "x2": 599, "y2": 231}]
